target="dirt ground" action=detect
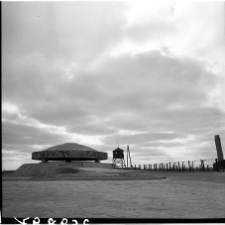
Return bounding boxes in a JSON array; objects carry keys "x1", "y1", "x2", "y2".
[{"x1": 2, "y1": 169, "x2": 225, "y2": 218}]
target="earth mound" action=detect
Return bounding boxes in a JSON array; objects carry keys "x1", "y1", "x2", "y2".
[
  {"x1": 8, "y1": 162, "x2": 167, "y2": 181},
  {"x1": 11, "y1": 161, "x2": 112, "y2": 178},
  {"x1": 56, "y1": 167, "x2": 80, "y2": 174}
]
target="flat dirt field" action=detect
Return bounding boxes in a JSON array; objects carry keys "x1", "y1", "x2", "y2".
[{"x1": 2, "y1": 169, "x2": 225, "y2": 218}]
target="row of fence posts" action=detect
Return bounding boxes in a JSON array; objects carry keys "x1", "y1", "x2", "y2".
[{"x1": 130, "y1": 159, "x2": 224, "y2": 172}]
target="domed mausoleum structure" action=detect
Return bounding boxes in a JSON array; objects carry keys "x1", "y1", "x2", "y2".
[{"x1": 32, "y1": 143, "x2": 108, "y2": 163}]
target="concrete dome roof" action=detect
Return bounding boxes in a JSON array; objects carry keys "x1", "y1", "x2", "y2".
[{"x1": 43, "y1": 143, "x2": 98, "y2": 152}]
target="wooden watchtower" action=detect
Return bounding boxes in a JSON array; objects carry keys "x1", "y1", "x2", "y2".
[{"x1": 112, "y1": 148, "x2": 126, "y2": 168}]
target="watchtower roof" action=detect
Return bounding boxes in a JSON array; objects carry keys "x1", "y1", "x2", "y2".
[{"x1": 113, "y1": 147, "x2": 125, "y2": 152}]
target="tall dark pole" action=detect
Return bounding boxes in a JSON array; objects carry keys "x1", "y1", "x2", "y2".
[
  {"x1": 127, "y1": 145, "x2": 128, "y2": 168},
  {"x1": 215, "y1": 135, "x2": 224, "y2": 162},
  {"x1": 128, "y1": 145, "x2": 132, "y2": 168}
]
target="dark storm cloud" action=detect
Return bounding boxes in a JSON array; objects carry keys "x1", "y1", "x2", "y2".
[
  {"x1": 3, "y1": 50, "x2": 218, "y2": 131},
  {"x1": 2, "y1": 48, "x2": 223, "y2": 159},
  {"x1": 2, "y1": 121, "x2": 66, "y2": 146}
]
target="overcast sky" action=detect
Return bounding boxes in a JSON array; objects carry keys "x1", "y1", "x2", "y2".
[{"x1": 2, "y1": 1, "x2": 225, "y2": 170}]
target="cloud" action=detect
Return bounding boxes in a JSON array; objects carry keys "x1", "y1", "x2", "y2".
[
  {"x1": 103, "y1": 131, "x2": 187, "y2": 146},
  {"x1": 2, "y1": 121, "x2": 66, "y2": 146},
  {"x1": 2, "y1": 1, "x2": 225, "y2": 170},
  {"x1": 122, "y1": 1, "x2": 224, "y2": 61},
  {"x1": 3, "y1": 51, "x2": 220, "y2": 133},
  {"x1": 2, "y1": 2, "x2": 126, "y2": 63}
]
